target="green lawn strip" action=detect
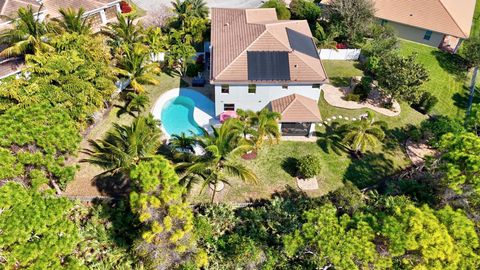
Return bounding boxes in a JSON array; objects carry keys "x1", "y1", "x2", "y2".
[
  {"x1": 471, "y1": 0, "x2": 480, "y2": 38},
  {"x1": 398, "y1": 40, "x2": 470, "y2": 118},
  {"x1": 322, "y1": 60, "x2": 364, "y2": 86}
]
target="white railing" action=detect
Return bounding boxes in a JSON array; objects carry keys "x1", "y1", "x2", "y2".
[{"x1": 319, "y1": 49, "x2": 361, "y2": 60}]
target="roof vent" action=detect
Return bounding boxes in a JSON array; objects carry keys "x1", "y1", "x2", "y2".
[
  {"x1": 409, "y1": 14, "x2": 413, "y2": 16},
  {"x1": 224, "y1": 23, "x2": 230, "y2": 27}
]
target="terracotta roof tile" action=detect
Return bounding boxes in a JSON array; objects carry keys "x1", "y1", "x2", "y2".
[
  {"x1": 211, "y1": 8, "x2": 328, "y2": 84},
  {"x1": 271, "y1": 94, "x2": 322, "y2": 122}
]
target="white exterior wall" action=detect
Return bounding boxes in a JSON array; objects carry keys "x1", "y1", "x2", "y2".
[
  {"x1": 319, "y1": 49, "x2": 361, "y2": 60},
  {"x1": 214, "y1": 84, "x2": 321, "y2": 116},
  {"x1": 385, "y1": 21, "x2": 444, "y2": 48}
]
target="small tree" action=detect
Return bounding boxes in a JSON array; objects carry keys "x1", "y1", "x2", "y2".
[
  {"x1": 327, "y1": 0, "x2": 375, "y2": 44},
  {"x1": 459, "y1": 37, "x2": 480, "y2": 115},
  {"x1": 297, "y1": 154, "x2": 322, "y2": 178},
  {"x1": 261, "y1": 0, "x2": 291, "y2": 20},
  {"x1": 375, "y1": 53, "x2": 429, "y2": 104},
  {"x1": 289, "y1": 0, "x2": 321, "y2": 23}
]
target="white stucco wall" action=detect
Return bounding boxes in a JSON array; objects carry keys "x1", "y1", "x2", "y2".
[
  {"x1": 214, "y1": 84, "x2": 321, "y2": 116},
  {"x1": 383, "y1": 21, "x2": 444, "y2": 48}
]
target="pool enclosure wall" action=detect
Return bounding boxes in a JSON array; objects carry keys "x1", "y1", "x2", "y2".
[
  {"x1": 214, "y1": 84, "x2": 322, "y2": 116},
  {"x1": 280, "y1": 122, "x2": 317, "y2": 137}
]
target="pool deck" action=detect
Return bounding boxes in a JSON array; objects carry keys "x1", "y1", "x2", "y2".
[{"x1": 152, "y1": 88, "x2": 218, "y2": 138}]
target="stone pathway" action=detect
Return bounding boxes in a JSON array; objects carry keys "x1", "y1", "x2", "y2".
[
  {"x1": 322, "y1": 84, "x2": 401, "y2": 117},
  {"x1": 296, "y1": 177, "x2": 319, "y2": 190}
]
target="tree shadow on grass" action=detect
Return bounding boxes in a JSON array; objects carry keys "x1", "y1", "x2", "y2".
[
  {"x1": 93, "y1": 172, "x2": 131, "y2": 198},
  {"x1": 343, "y1": 152, "x2": 395, "y2": 189},
  {"x1": 452, "y1": 85, "x2": 480, "y2": 114},
  {"x1": 316, "y1": 122, "x2": 349, "y2": 155},
  {"x1": 431, "y1": 50, "x2": 467, "y2": 81},
  {"x1": 329, "y1": 77, "x2": 351, "y2": 87},
  {"x1": 281, "y1": 157, "x2": 298, "y2": 177}
]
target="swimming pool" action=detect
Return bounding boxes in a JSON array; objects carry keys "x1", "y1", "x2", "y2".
[{"x1": 161, "y1": 96, "x2": 204, "y2": 136}]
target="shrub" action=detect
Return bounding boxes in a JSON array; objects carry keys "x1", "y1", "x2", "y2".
[
  {"x1": 297, "y1": 154, "x2": 322, "y2": 178},
  {"x1": 289, "y1": 0, "x2": 321, "y2": 23},
  {"x1": 411, "y1": 91, "x2": 438, "y2": 114},
  {"x1": 352, "y1": 76, "x2": 372, "y2": 101},
  {"x1": 186, "y1": 62, "x2": 204, "y2": 77},
  {"x1": 419, "y1": 116, "x2": 465, "y2": 147},
  {"x1": 344, "y1": 93, "x2": 361, "y2": 102}
]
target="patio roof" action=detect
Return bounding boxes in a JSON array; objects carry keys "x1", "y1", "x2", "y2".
[{"x1": 270, "y1": 94, "x2": 322, "y2": 123}]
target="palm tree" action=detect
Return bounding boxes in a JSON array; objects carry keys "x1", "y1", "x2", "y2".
[
  {"x1": 341, "y1": 112, "x2": 386, "y2": 156},
  {"x1": 0, "y1": 5, "x2": 54, "y2": 57},
  {"x1": 314, "y1": 23, "x2": 338, "y2": 50},
  {"x1": 102, "y1": 13, "x2": 144, "y2": 49},
  {"x1": 241, "y1": 109, "x2": 281, "y2": 153},
  {"x1": 178, "y1": 119, "x2": 257, "y2": 202},
  {"x1": 82, "y1": 115, "x2": 161, "y2": 176},
  {"x1": 170, "y1": 132, "x2": 196, "y2": 153},
  {"x1": 171, "y1": 0, "x2": 208, "y2": 20},
  {"x1": 116, "y1": 43, "x2": 160, "y2": 93},
  {"x1": 117, "y1": 92, "x2": 150, "y2": 117},
  {"x1": 236, "y1": 109, "x2": 256, "y2": 139},
  {"x1": 53, "y1": 8, "x2": 92, "y2": 35}
]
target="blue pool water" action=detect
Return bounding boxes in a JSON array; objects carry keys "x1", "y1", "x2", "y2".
[{"x1": 161, "y1": 96, "x2": 204, "y2": 136}]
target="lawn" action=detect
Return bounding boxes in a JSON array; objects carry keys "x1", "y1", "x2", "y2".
[
  {"x1": 322, "y1": 60, "x2": 364, "y2": 86},
  {"x1": 64, "y1": 73, "x2": 185, "y2": 197},
  {"x1": 398, "y1": 40, "x2": 473, "y2": 118},
  {"x1": 188, "y1": 138, "x2": 411, "y2": 203},
  {"x1": 471, "y1": 0, "x2": 480, "y2": 38}
]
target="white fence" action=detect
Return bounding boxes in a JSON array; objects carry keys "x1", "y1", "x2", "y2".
[{"x1": 319, "y1": 49, "x2": 361, "y2": 60}]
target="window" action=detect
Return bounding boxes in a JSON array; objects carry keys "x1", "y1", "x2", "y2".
[
  {"x1": 380, "y1": 19, "x2": 388, "y2": 26},
  {"x1": 312, "y1": 84, "x2": 321, "y2": 89},
  {"x1": 221, "y1": 84, "x2": 229, "y2": 94},
  {"x1": 282, "y1": 84, "x2": 289, "y2": 90},
  {"x1": 224, "y1": 103, "x2": 235, "y2": 111},
  {"x1": 423, "y1": 30, "x2": 433, "y2": 41},
  {"x1": 248, "y1": 84, "x2": 256, "y2": 94}
]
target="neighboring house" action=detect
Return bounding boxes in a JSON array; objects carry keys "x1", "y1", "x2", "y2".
[
  {"x1": 372, "y1": 0, "x2": 476, "y2": 52},
  {"x1": 0, "y1": 0, "x2": 121, "y2": 79},
  {"x1": 210, "y1": 8, "x2": 328, "y2": 136}
]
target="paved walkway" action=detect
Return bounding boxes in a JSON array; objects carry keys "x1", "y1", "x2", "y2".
[{"x1": 322, "y1": 84, "x2": 401, "y2": 117}]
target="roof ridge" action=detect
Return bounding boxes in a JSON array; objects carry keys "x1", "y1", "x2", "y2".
[
  {"x1": 280, "y1": 94, "x2": 298, "y2": 114},
  {"x1": 437, "y1": 0, "x2": 468, "y2": 37},
  {"x1": 296, "y1": 94, "x2": 322, "y2": 118}
]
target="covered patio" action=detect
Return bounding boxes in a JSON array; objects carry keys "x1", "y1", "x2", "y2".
[{"x1": 270, "y1": 94, "x2": 322, "y2": 137}]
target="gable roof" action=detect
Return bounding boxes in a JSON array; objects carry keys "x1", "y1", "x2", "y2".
[
  {"x1": 270, "y1": 94, "x2": 322, "y2": 123},
  {"x1": 211, "y1": 8, "x2": 328, "y2": 84},
  {"x1": 373, "y1": 0, "x2": 476, "y2": 38},
  {"x1": 41, "y1": 0, "x2": 119, "y2": 18}
]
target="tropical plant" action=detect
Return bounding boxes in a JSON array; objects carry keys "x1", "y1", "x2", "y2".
[
  {"x1": 244, "y1": 109, "x2": 281, "y2": 152},
  {"x1": 0, "y1": 5, "x2": 54, "y2": 57},
  {"x1": 102, "y1": 13, "x2": 144, "y2": 49},
  {"x1": 117, "y1": 92, "x2": 150, "y2": 117},
  {"x1": 116, "y1": 43, "x2": 160, "y2": 93},
  {"x1": 53, "y1": 8, "x2": 92, "y2": 35},
  {"x1": 170, "y1": 132, "x2": 197, "y2": 153},
  {"x1": 314, "y1": 23, "x2": 338, "y2": 49},
  {"x1": 167, "y1": 38, "x2": 196, "y2": 76},
  {"x1": 178, "y1": 120, "x2": 258, "y2": 202},
  {"x1": 171, "y1": 0, "x2": 209, "y2": 21},
  {"x1": 82, "y1": 115, "x2": 161, "y2": 176},
  {"x1": 341, "y1": 112, "x2": 386, "y2": 155}
]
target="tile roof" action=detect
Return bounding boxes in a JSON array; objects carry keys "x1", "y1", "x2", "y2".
[
  {"x1": 211, "y1": 8, "x2": 328, "y2": 84},
  {"x1": 373, "y1": 0, "x2": 476, "y2": 38},
  {"x1": 270, "y1": 94, "x2": 322, "y2": 123},
  {"x1": 0, "y1": 0, "x2": 42, "y2": 24},
  {"x1": 0, "y1": 57, "x2": 23, "y2": 78},
  {"x1": 41, "y1": 0, "x2": 119, "y2": 18}
]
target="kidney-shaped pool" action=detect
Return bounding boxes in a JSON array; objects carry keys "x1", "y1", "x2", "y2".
[{"x1": 161, "y1": 96, "x2": 204, "y2": 136}]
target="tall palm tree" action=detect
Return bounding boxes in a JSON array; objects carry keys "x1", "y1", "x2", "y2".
[
  {"x1": 102, "y1": 13, "x2": 144, "y2": 49},
  {"x1": 236, "y1": 109, "x2": 256, "y2": 139},
  {"x1": 116, "y1": 43, "x2": 160, "y2": 93},
  {"x1": 178, "y1": 119, "x2": 257, "y2": 202},
  {"x1": 341, "y1": 112, "x2": 386, "y2": 156},
  {"x1": 171, "y1": 0, "x2": 208, "y2": 20},
  {"x1": 241, "y1": 109, "x2": 281, "y2": 153},
  {"x1": 0, "y1": 5, "x2": 54, "y2": 57},
  {"x1": 53, "y1": 8, "x2": 92, "y2": 35},
  {"x1": 82, "y1": 115, "x2": 161, "y2": 176}
]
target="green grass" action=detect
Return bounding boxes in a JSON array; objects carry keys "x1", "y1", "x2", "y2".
[
  {"x1": 398, "y1": 40, "x2": 471, "y2": 118},
  {"x1": 322, "y1": 60, "x2": 364, "y2": 87},
  {"x1": 471, "y1": 0, "x2": 480, "y2": 37},
  {"x1": 189, "y1": 139, "x2": 411, "y2": 203}
]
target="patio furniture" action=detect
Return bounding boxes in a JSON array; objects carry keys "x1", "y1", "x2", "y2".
[{"x1": 219, "y1": 111, "x2": 237, "y2": 123}]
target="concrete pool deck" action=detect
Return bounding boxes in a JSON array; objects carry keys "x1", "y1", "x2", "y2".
[{"x1": 152, "y1": 88, "x2": 218, "y2": 138}]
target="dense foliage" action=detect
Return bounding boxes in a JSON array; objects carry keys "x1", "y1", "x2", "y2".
[
  {"x1": 261, "y1": 0, "x2": 291, "y2": 20},
  {"x1": 297, "y1": 154, "x2": 322, "y2": 178},
  {"x1": 0, "y1": 104, "x2": 80, "y2": 189}
]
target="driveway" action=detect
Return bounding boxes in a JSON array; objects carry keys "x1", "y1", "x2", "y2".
[{"x1": 132, "y1": 0, "x2": 265, "y2": 12}]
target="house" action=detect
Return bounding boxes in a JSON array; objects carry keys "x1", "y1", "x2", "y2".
[
  {"x1": 0, "y1": 0, "x2": 121, "y2": 79},
  {"x1": 210, "y1": 8, "x2": 328, "y2": 136},
  {"x1": 372, "y1": 0, "x2": 476, "y2": 52}
]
